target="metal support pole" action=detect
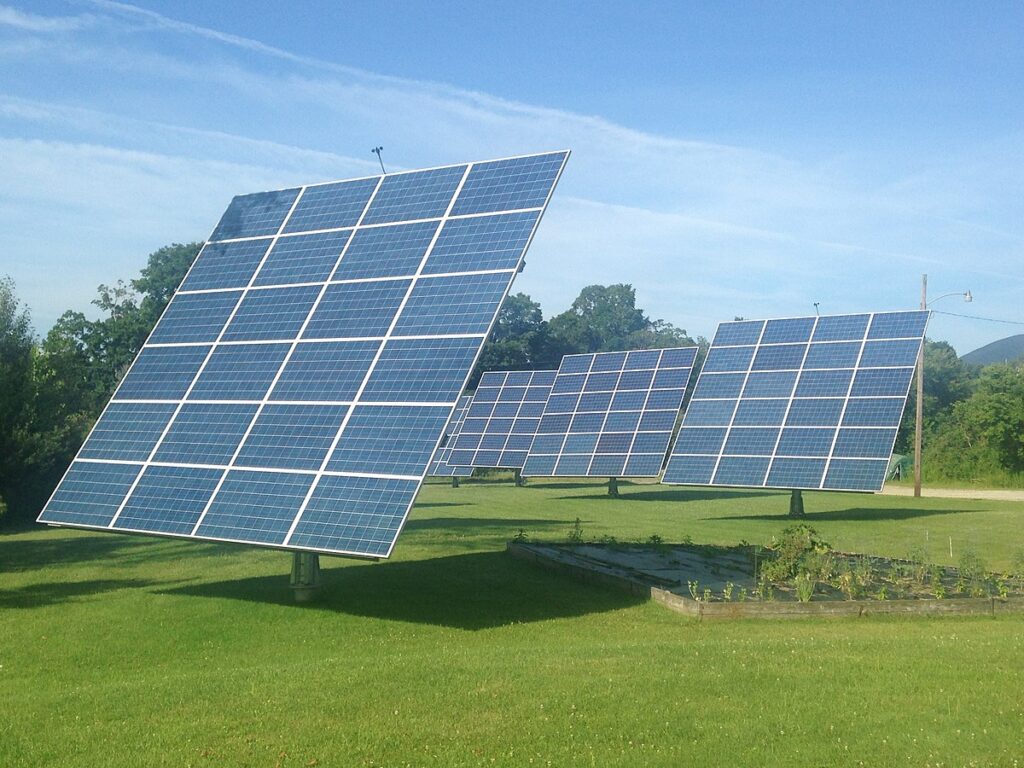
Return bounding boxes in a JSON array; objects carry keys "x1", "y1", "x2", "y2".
[
  {"x1": 514, "y1": 468, "x2": 524, "y2": 487},
  {"x1": 789, "y1": 489, "x2": 805, "y2": 518},
  {"x1": 452, "y1": 476, "x2": 460, "y2": 489},
  {"x1": 607, "y1": 477, "x2": 619, "y2": 497},
  {"x1": 290, "y1": 552, "x2": 321, "y2": 603},
  {"x1": 914, "y1": 274, "x2": 926, "y2": 497}
]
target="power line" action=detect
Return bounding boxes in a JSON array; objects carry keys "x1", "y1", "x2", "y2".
[{"x1": 932, "y1": 309, "x2": 1024, "y2": 326}]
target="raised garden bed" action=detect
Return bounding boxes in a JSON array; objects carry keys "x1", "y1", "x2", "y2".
[{"x1": 507, "y1": 534, "x2": 1024, "y2": 621}]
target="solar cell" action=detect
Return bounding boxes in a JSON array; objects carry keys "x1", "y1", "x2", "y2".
[
  {"x1": 662, "y1": 310, "x2": 929, "y2": 492},
  {"x1": 254, "y1": 231, "x2": 352, "y2": 286},
  {"x1": 179, "y1": 240, "x2": 272, "y2": 292},
  {"x1": 38, "y1": 151, "x2": 569, "y2": 557},
  {"x1": 522, "y1": 348, "x2": 697, "y2": 478},
  {"x1": 428, "y1": 395, "x2": 474, "y2": 478},
  {"x1": 448, "y1": 370, "x2": 556, "y2": 469}
]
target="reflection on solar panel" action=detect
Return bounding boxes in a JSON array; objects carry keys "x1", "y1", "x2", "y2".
[
  {"x1": 428, "y1": 395, "x2": 474, "y2": 477},
  {"x1": 39, "y1": 151, "x2": 569, "y2": 557},
  {"x1": 662, "y1": 311, "x2": 929, "y2": 492},
  {"x1": 449, "y1": 370, "x2": 556, "y2": 468},
  {"x1": 522, "y1": 348, "x2": 697, "y2": 477}
]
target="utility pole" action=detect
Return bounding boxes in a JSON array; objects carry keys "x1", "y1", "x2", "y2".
[
  {"x1": 912, "y1": 279, "x2": 971, "y2": 498},
  {"x1": 914, "y1": 274, "x2": 926, "y2": 498}
]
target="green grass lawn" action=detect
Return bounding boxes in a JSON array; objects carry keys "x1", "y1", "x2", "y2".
[{"x1": 3, "y1": 479, "x2": 1023, "y2": 767}]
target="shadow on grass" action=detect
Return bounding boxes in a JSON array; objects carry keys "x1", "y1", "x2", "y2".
[
  {"x1": 522, "y1": 481, "x2": 612, "y2": 491},
  {"x1": 0, "y1": 530, "x2": 232, "y2": 574},
  {"x1": 557, "y1": 487, "x2": 782, "y2": 503},
  {"x1": 710, "y1": 506, "x2": 978, "y2": 522},
  {"x1": 157, "y1": 550, "x2": 644, "y2": 630},
  {"x1": 0, "y1": 578, "x2": 163, "y2": 609},
  {"x1": 404, "y1": 517, "x2": 572, "y2": 532},
  {"x1": 411, "y1": 502, "x2": 472, "y2": 509}
]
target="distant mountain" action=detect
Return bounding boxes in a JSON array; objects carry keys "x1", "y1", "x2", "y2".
[{"x1": 962, "y1": 334, "x2": 1024, "y2": 366}]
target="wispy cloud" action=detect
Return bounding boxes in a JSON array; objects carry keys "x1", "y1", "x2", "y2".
[
  {"x1": 0, "y1": 4, "x2": 91, "y2": 32},
  {"x1": 1, "y1": 0, "x2": 1020, "y2": 353}
]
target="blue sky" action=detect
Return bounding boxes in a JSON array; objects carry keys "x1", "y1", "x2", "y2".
[{"x1": 2, "y1": 1, "x2": 1022, "y2": 353}]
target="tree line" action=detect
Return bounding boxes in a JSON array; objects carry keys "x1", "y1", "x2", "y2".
[{"x1": 1, "y1": 244, "x2": 1021, "y2": 526}]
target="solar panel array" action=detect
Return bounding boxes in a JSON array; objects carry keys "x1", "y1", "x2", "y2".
[
  {"x1": 662, "y1": 311, "x2": 929, "y2": 492},
  {"x1": 522, "y1": 348, "x2": 697, "y2": 478},
  {"x1": 38, "y1": 151, "x2": 569, "y2": 557},
  {"x1": 427, "y1": 395, "x2": 474, "y2": 477},
  {"x1": 448, "y1": 370, "x2": 556, "y2": 469}
]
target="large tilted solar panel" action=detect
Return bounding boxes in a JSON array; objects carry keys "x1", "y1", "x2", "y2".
[
  {"x1": 662, "y1": 310, "x2": 929, "y2": 492},
  {"x1": 38, "y1": 151, "x2": 569, "y2": 557},
  {"x1": 522, "y1": 348, "x2": 697, "y2": 477},
  {"x1": 448, "y1": 369, "x2": 556, "y2": 468},
  {"x1": 427, "y1": 395, "x2": 474, "y2": 477}
]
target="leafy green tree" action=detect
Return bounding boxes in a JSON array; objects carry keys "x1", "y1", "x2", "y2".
[
  {"x1": 40, "y1": 242, "x2": 202, "y2": 404},
  {"x1": 923, "y1": 362, "x2": 1024, "y2": 481},
  {"x1": 471, "y1": 293, "x2": 549, "y2": 385},
  {"x1": 545, "y1": 284, "x2": 696, "y2": 359},
  {"x1": 134, "y1": 243, "x2": 201, "y2": 327},
  {"x1": 471, "y1": 285, "x2": 700, "y2": 387},
  {"x1": 6, "y1": 243, "x2": 201, "y2": 524},
  {"x1": 0, "y1": 277, "x2": 37, "y2": 521},
  {"x1": 895, "y1": 340, "x2": 977, "y2": 453},
  {"x1": 546, "y1": 284, "x2": 648, "y2": 355}
]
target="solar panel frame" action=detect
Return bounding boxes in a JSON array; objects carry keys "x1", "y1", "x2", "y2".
[
  {"x1": 39, "y1": 151, "x2": 569, "y2": 557},
  {"x1": 662, "y1": 310, "x2": 929, "y2": 492},
  {"x1": 427, "y1": 394, "x2": 475, "y2": 477},
  {"x1": 448, "y1": 369, "x2": 557, "y2": 469},
  {"x1": 521, "y1": 348, "x2": 697, "y2": 478}
]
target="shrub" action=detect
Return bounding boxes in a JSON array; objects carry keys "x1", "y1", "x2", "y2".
[{"x1": 760, "y1": 525, "x2": 831, "y2": 582}]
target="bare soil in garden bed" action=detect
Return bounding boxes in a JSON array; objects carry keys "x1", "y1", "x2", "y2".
[{"x1": 508, "y1": 538, "x2": 1024, "y2": 619}]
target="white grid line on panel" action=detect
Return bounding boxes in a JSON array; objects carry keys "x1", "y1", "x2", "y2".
[
  {"x1": 451, "y1": 370, "x2": 555, "y2": 469},
  {"x1": 187, "y1": 174, "x2": 388, "y2": 536},
  {"x1": 706, "y1": 321, "x2": 767, "y2": 485},
  {"x1": 207, "y1": 205, "x2": 546, "y2": 245},
  {"x1": 33, "y1": 238, "x2": 272, "y2": 523},
  {"x1": 664, "y1": 310, "x2": 929, "y2": 492},
  {"x1": 144, "y1": 331, "x2": 489, "y2": 349},
  {"x1": 71, "y1": 457, "x2": 420, "y2": 481},
  {"x1": 174, "y1": 266, "x2": 518, "y2": 296},
  {"x1": 583, "y1": 348, "x2": 667, "y2": 477},
  {"x1": 282, "y1": 163, "x2": 476, "y2": 546},
  {"x1": 672, "y1": 392, "x2": 911, "y2": 403},
  {"x1": 105, "y1": 399, "x2": 455, "y2": 408},
  {"x1": 40, "y1": 150, "x2": 572, "y2": 559},
  {"x1": 428, "y1": 394, "x2": 474, "y2": 476},
  {"x1": 762, "y1": 316, "x2": 820, "y2": 487},
  {"x1": 105, "y1": 190, "x2": 309, "y2": 529},
  {"x1": 380, "y1": 150, "x2": 570, "y2": 555},
  {"x1": 710, "y1": 336, "x2": 925, "y2": 349},
  {"x1": 819, "y1": 316, "x2": 873, "y2": 489},
  {"x1": 524, "y1": 348, "x2": 696, "y2": 479}
]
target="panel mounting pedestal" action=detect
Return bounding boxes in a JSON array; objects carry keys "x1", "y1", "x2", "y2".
[
  {"x1": 290, "y1": 552, "x2": 321, "y2": 602},
  {"x1": 789, "y1": 489, "x2": 805, "y2": 518}
]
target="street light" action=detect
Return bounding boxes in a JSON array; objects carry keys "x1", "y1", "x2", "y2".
[{"x1": 913, "y1": 275, "x2": 972, "y2": 497}]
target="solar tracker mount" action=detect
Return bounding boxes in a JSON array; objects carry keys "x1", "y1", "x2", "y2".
[
  {"x1": 38, "y1": 150, "x2": 570, "y2": 560},
  {"x1": 662, "y1": 310, "x2": 929, "y2": 493}
]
